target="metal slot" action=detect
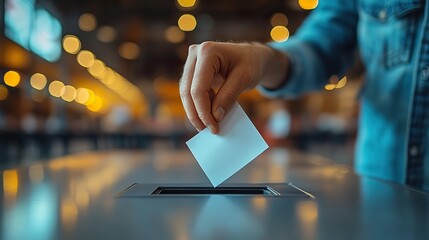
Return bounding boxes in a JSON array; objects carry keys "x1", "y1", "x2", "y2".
[{"x1": 150, "y1": 186, "x2": 279, "y2": 196}]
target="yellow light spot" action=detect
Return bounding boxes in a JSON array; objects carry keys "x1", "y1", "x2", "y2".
[
  {"x1": 62, "y1": 35, "x2": 81, "y2": 54},
  {"x1": 270, "y1": 26, "x2": 289, "y2": 42},
  {"x1": 77, "y1": 50, "x2": 95, "y2": 67},
  {"x1": 3, "y1": 169, "x2": 18, "y2": 197},
  {"x1": 0, "y1": 85, "x2": 8, "y2": 101},
  {"x1": 3, "y1": 70, "x2": 20, "y2": 87},
  {"x1": 270, "y1": 13, "x2": 288, "y2": 27},
  {"x1": 30, "y1": 73, "x2": 47, "y2": 90},
  {"x1": 299, "y1": 0, "x2": 319, "y2": 10},
  {"x1": 87, "y1": 96, "x2": 103, "y2": 112},
  {"x1": 102, "y1": 68, "x2": 116, "y2": 85},
  {"x1": 29, "y1": 164, "x2": 44, "y2": 183},
  {"x1": 324, "y1": 83, "x2": 336, "y2": 91},
  {"x1": 118, "y1": 42, "x2": 140, "y2": 60},
  {"x1": 75, "y1": 88, "x2": 90, "y2": 104},
  {"x1": 164, "y1": 26, "x2": 185, "y2": 43},
  {"x1": 177, "y1": 0, "x2": 196, "y2": 8},
  {"x1": 178, "y1": 14, "x2": 197, "y2": 32},
  {"x1": 49, "y1": 80, "x2": 65, "y2": 97},
  {"x1": 61, "y1": 198, "x2": 78, "y2": 228},
  {"x1": 336, "y1": 76, "x2": 348, "y2": 89},
  {"x1": 61, "y1": 85, "x2": 77, "y2": 102},
  {"x1": 79, "y1": 13, "x2": 97, "y2": 32},
  {"x1": 84, "y1": 89, "x2": 96, "y2": 105},
  {"x1": 88, "y1": 59, "x2": 106, "y2": 79}
]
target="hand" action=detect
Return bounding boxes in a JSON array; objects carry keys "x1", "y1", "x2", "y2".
[{"x1": 179, "y1": 41, "x2": 289, "y2": 134}]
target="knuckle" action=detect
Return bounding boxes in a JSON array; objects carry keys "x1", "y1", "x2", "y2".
[
  {"x1": 188, "y1": 44, "x2": 198, "y2": 53},
  {"x1": 199, "y1": 41, "x2": 216, "y2": 54}
]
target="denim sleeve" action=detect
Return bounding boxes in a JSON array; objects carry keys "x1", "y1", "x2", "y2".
[{"x1": 258, "y1": 0, "x2": 358, "y2": 98}]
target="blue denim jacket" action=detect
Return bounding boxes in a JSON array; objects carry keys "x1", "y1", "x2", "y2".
[{"x1": 258, "y1": 0, "x2": 429, "y2": 191}]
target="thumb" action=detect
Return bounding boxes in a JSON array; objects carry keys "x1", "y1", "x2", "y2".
[{"x1": 211, "y1": 69, "x2": 247, "y2": 122}]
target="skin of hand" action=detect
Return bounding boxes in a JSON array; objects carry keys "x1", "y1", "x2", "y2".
[{"x1": 179, "y1": 41, "x2": 289, "y2": 134}]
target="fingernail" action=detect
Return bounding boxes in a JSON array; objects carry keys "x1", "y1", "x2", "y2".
[
  {"x1": 207, "y1": 124, "x2": 216, "y2": 134},
  {"x1": 214, "y1": 107, "x2": 225, "y2": 122}
]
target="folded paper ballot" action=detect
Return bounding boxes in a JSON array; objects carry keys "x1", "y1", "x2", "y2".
[{"x1": 186, "y1": 103, "x2": 269, "y2": 187}]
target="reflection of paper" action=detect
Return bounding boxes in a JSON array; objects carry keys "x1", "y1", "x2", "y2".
[{"x1": 186, "y1": 103, "x2": 269, "y2": 187}]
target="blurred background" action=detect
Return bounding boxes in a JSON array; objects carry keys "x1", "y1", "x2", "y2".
[{"x1": 0, "y1": 0, "x2": 361, "y2": 170}]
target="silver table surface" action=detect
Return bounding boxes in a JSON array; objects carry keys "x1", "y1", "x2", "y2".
[{"x1": 1, "y1": 147, "x2": 428, "y2": 240}]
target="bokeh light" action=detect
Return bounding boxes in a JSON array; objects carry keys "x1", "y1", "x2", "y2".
[
  {"x1": 88, "y1": 59, "x2": 106, "y2": 79},
  {"x1": 270, "y1": 26, "x2": 289, "y2": 42},
  {"x1": 164, "y1": 26, "x2": 185, "y2": 43},
  {"x1": 118, "y1": 42, "x2": 140, "y2": 60},
  {"x1": 177, "y1": 0, "x2": 196, "y2": 8},
  {"x1": 270, "y1": 13, "x2": 288, "y2": 26},
  {"x1": 97, "y1": 26, "x2": 117, "y2": 43},
  {"x1": 77, "y1": 50, "x2": 95, "y2": 67},
  {"x1": 324, "y1": 84, "x2": 336, "y2": 91},
  {"x1": 178, "y1": 14, "x2": 197, "y2": 32},
  {"x1": 49, "y1": 80, "x2": 65, "y2": 97},
  {"x1": 79, "y1": 13, "x2": 97, "y2": 31},
  {"x1": 87, "y1": 96, "x2": 103, "y2": 112},
  {"x1": 61, "y1": 85, "x2": 77, "y2": 102},
  {"x1": 62, "y1": 35, "x2": 81, "y2": 54},
  {"x1": 299, "y1": 0, "x2": 319, "y2": 10},
  {"x1": 75, "y1": 88, "x2": 90, "y2": 104},
  {"x1": 0, "y1": 85, "x2": 8, "y2": 101},
  {"x1": 3, "y1": 71, "x2": 21, "y2": 87},
  {"x1": 30, "y1": 73, "x2": 48, "y2": 90}
]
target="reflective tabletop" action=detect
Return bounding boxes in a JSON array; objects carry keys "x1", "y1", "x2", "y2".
[{"x1": 1, "y1": 146, "x2": 428, "y2": 240}]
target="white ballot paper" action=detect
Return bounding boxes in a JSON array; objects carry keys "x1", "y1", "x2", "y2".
[{"x1": 186, "y1": 103, "x2": 269, "y2": 187}]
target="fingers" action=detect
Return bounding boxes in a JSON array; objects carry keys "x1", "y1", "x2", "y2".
[
  {"x1": 211, "y1": 67, "x2": 247, "y2": 122},
  {"x1": 191, "y1": 44, "x2": 220, "y2": 133},
  {"x1": 179, "y1": 45, "x2": 206, "y2": 132}
]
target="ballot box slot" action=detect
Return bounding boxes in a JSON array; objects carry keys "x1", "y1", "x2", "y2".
[{"x1": 150, "y1": 186, "x2": 279, "y2": 196}]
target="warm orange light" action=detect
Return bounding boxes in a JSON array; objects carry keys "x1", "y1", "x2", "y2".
[
  {"x1": 102, "y1": 68, "x2": 116, "y2": 85},
  {"x1": 88, "y1": 59, "x2": 106, "y2": 79},
  {"x1": 299, "y1": 0, "x2": 319, "y2": 10},
  {"x1": 77, "y1": 50, "x2": 95, "y2": 67},
  {"x1": 0, "y1": 85, "x2": 8, "y2": 101},
  {"x1": 177, "y1": 0, "x2": 196, "y2": 8},
  {"x1": 84, "y1": 89, "x2": 96, "y2": 105},
  {"x1": 61, "y1": 85, "x2": 77, "y2": 102},
  {"x1": 324, "y1": 83, "x2": 336, "y2": 91},
  {"x1": 79, "y1": 13, "x2": 97, "y2": 32},
  {"x1": 118, "y1": 42, "x2": 140, "y2": 60},
  {"x1": 336, "y1": 76, "x2": 348, "y2": 89},
  {"x1": 87, "y1": 96, "x2": 103, "y2": 112},
  {"x1": 3, "y1": 169, "x2": 18, "y2": 197},
  {"x1": 75, "y1": 88, "x2": 90, "y2": 104},
  {"x1": 30, "y1": 73, "x2": 47, "y2": 90},
  {"x1": 164, "y1": 26, "x2": 185, "y2": 43},
  {"x1": 63, "y1": 35, "x2": 81, "y2": 54},
  {"x1": 178, "y1": 14, "x2": 197, "y2": 32},
  {"x1": 270, "y1": 26, "x2": 289, "y2": 42},
  {"x1": 3, "y1": 71, "x2": 21, "y2": 87},
  {"x1": 49, "y1": 80, "x2": 65, "y2": 97}
]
